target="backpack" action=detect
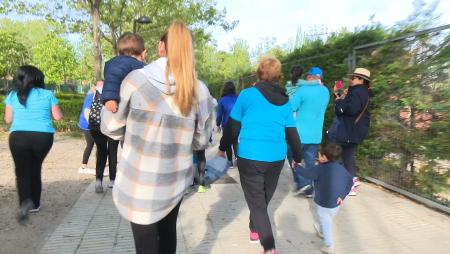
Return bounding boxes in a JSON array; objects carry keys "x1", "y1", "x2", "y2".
[{"x1": 88, "y1": 91, "x2": 102, "y2": 129}]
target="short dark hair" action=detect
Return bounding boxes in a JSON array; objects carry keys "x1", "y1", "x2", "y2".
[
  {"x1": 221, "y1": 81, "x2": 236, "y2": 97},
  {"x1": 320, "y1": 143, "x2": 342, "y2": 161},
  {"x1": 13, "y1": 65, "x2": 45, "y2": 106},
  {"x1": 117, "y1": 32, "x2": 145, "y2": 56},
  {"x1": 291, "y1": 65, "x2": 303, "y2": 84}
]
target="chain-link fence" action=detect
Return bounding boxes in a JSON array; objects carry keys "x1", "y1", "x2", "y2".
[
  {"x1": 227, "y1": 25, "x2": 450, "y2": 212},
  {"x1": 353, "y1": 25, "x2": 450, "y2": 210}
]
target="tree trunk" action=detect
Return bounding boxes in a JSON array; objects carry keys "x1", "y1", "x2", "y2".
[{"x1": 91, "y1": 0, "x2": 102, "y2": 81}]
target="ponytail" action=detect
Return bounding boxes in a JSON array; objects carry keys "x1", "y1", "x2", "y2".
[{"x1": 165, "y1": 21, "x2": 198, "y2": 116}]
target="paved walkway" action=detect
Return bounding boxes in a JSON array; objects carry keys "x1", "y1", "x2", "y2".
[{"x1": 40, "y1": 149, "x2": 450, "y2": 254}]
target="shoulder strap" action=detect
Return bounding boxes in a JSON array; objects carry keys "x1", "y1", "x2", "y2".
[{"x1": 355, "y1": 99, "x2": 369, "y2": 124}]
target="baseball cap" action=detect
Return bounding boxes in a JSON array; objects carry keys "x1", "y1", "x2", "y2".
[{"x1": 307, "y1": 67, "x2": 323, "y2": 78}]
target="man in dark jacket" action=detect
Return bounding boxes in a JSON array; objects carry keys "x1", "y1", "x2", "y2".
[{"x1": 333, "y1": 68, "x2": 371, "y2": 196}]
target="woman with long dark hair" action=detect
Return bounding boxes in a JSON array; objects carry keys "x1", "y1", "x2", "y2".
[
  {"x1": 3, "y1": 65, "x2": 63, "y2": 223},
  {"x1": 217, "y1": 81, "x2": 238, "y2": 166},
  {"x1": 101, "y1": 21, "x2": 214, "y2": 254}
]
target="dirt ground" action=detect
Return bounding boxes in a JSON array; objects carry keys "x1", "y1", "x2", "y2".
[{"x1": 0, "y1": 133, "x2": 95, "y2": 254}]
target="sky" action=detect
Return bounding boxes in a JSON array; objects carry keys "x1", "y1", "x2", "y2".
[{"x1": 211, "y1": 0, "x2": 450, "y2": 52}]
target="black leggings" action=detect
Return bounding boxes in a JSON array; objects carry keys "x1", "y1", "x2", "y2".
[
  {"x1": 82, "y1": 130, "x2": 95, "y2": 165},
  {"x1": 237, "y1": 157, "x2": 284, "y2": 251},
  {"x1": 342, "y1": 144, "x2": 357, "y2": 177},
  {"x1": 90, "y1": 130, "x2": 119, "y2": 181},
  {"x1": 225, "y1": 143, "x2": 238, "y2": 162},
  {"x1": 130, "y1": 200, "x2": 182, "y2": 254},
  {"x1": 9, "y1": 131, "x2": 53, "y2": 208}
]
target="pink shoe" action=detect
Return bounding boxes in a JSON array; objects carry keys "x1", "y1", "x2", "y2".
[
  {"x1": 353, "y1": 177, "x2": 361, "y2": 187},
  {"x1": 349, "y1": 187, "x2": 357, "y2": 196},
  {"x1": 262, "y1": 249, "x2": 278, "y2": 254},
  {"x1": 250, "y1": 231, "x2": 260, "y2": 243}
]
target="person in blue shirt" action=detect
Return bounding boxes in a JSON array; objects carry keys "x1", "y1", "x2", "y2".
[
  {"x1": 3, "y1": 65, "x2": 63, "y2": 223},
  {"x1": 290, "y1": 67, "x2": 330, "y2": 197},
  {"x1": 294, "y1": 143, "x2": 353, "y2": 254},
  {"x1": 77, "y1": 86, "x2": 96, "y2": 174},
  {"x1": 216, "y1": 81, "x2": 238, "y2": 165},
  {"x1": 218, "y1": 57, "x2": 302, "y2": 254}
]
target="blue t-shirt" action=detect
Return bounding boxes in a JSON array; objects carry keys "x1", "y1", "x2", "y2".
[
  {"x1": 290, "y1": 81, "x2": 329, "y2": 144},
  {"x1": 78, "y1": 90, "x2": 95, "y2": 130},
  {"x1": 4, "y1": 88, "x2": 58, "y2": 133},
  {"x1": 230, "y1": 87, "x2": 295, "y2": 162}
]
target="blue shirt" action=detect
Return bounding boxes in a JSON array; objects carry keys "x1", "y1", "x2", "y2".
[
  {"x1": 78, "y1": 89, "x2": 95, "y2": 130},
  {"x1": 4, "y1": 88, "x2": 58, "y2": 133},
  {"x1": 230, "y1": 87, "x2": 295, "y2": 162},
  {"x1": 290, "y1": 81, "x2": 329, "y2": 144},
  {"x1": 216, "y1": 94, "x2": 238, "y2": 127},
  {"x1": 296, "y1": 161, "x2": 353, "y2": 208}
]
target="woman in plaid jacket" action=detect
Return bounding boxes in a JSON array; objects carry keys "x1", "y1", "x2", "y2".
[{"x1": 101, "y1": 21, "x2": 214, "y2": 254}]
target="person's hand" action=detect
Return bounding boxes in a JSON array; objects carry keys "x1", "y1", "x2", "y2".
[
  {"x1": 217, "y1": 126, "x2": 222, "y2": 133},
  {"x1": 291, "y1": 160, "x2": 299, "y2": 169},
  {"x1": 337, "y1": 197, "x2": 343, "y2": 205},
  {"x1": 105, "y1": 101, "x2": 118, "y2": 113},
  {"x1": 217, "y1": 150, "x2": 226, "y2": 158}
]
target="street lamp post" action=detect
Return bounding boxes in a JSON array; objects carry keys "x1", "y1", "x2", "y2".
[{"x1": 133, "y1": 16, "x2": 152, "y2": 33}]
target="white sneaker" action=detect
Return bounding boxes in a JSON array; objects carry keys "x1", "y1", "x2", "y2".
[
  {"x1": 320, "y1": 245, "x2": 334, "y2": 253},
  {"x1": 348, "y1": 187, "x2": 357, "y2": 196},
  {"x1": 78, "y1": 167, "x2": 96, "y2": 175},
  {"x1": 95, "y1": 180, "x2": 104, "y2": 193},
  {"x1": 108, "y1": 180, "x2": 115, "y2": 188},
  {"x1": 353, "y1": 177, "x2": 362, "y2": 187},
  {"x1": 29, "y1": 205, "x2": 41, "y2": 213}
]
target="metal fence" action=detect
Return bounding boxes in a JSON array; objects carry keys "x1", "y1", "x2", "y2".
[
  {"x1": 353, "y1": 24, "x2": 450, "y2": 211},
  {"x1": 228, "y1": 25, "x2": 450, "y2": 212}
]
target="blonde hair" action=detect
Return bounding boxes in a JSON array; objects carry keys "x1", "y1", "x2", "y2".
[
  {"x1": 165, "y1": 21, "x2": 198, "y2": 116},
  {"x1": 257, "y1": 57, "x2": 281, "y2": 83}
]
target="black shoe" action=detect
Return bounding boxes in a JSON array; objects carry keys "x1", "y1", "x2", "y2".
[{"x1": 17, "y1": 199, "x2": 35, "y2": 224}]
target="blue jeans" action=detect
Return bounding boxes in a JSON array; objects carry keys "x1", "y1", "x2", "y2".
[
  {"x1": 291, "y1": 144, "x2": 319, "y2": 189},
  {"x1": 316, "y1": 204, "x2": 340, "y2": 247}
]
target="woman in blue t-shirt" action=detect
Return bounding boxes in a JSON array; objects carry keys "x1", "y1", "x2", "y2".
[
  {"x1": 3, "y1": 65, "x2": 63, "y2": 223},
  {"x1": 218, "y1": 58, "x2": 302, "y2": 254}
]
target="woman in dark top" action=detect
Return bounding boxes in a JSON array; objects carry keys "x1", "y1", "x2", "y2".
[{"x1": 334, "y1": 68, "x2": 371, "y2": 196}]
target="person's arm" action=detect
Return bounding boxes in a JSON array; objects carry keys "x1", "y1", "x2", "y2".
[
  {"x1": 52, "y1": 105, "x2": 63, "y2": 120},
  {"x1": 101, "y1": 75, "x2": 135, "y2": 141},
  {"x1": 335, "y1": 91, "x2": 364, "y2": 116},
  {"x1": 192, "y1": 82, "x2": 215, "y2": 151},
  {"x1": 290, "y1": 87, "x2": 303, "y2": 112},
  {"x1": 216, "y1": 99, "x2": 223, "y2": 127},
  {"x1": 102, "y1": 62, "x2": 122, "y2": 104},
  {"x1": 295, "y1": 164, "x2": 320, "y2": 180},
  {"x1": 49, "y1": 93, "x2": 63, "y2": 120},
  {"x1": 4, "y1": 105, "x2": 12, "y2": 124}
]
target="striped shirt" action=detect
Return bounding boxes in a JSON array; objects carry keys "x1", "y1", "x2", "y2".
[{"x1": 101, "y1": 58, "x2": 214, "y2": 224}]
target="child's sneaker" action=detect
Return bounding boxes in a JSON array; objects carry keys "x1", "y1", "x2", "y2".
[
  {"x1": 348, "y1": 187, "x2": 357, "y2": 196},
  {"x1": 353, "y1": 177, "x2": 361, "y2": 187},
  {"x1": 249, "y1": 231, "x2": 260, "y2": 243},
  {"x1": 320, "y1": 244, "x2": 334, "y2": 253}
]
